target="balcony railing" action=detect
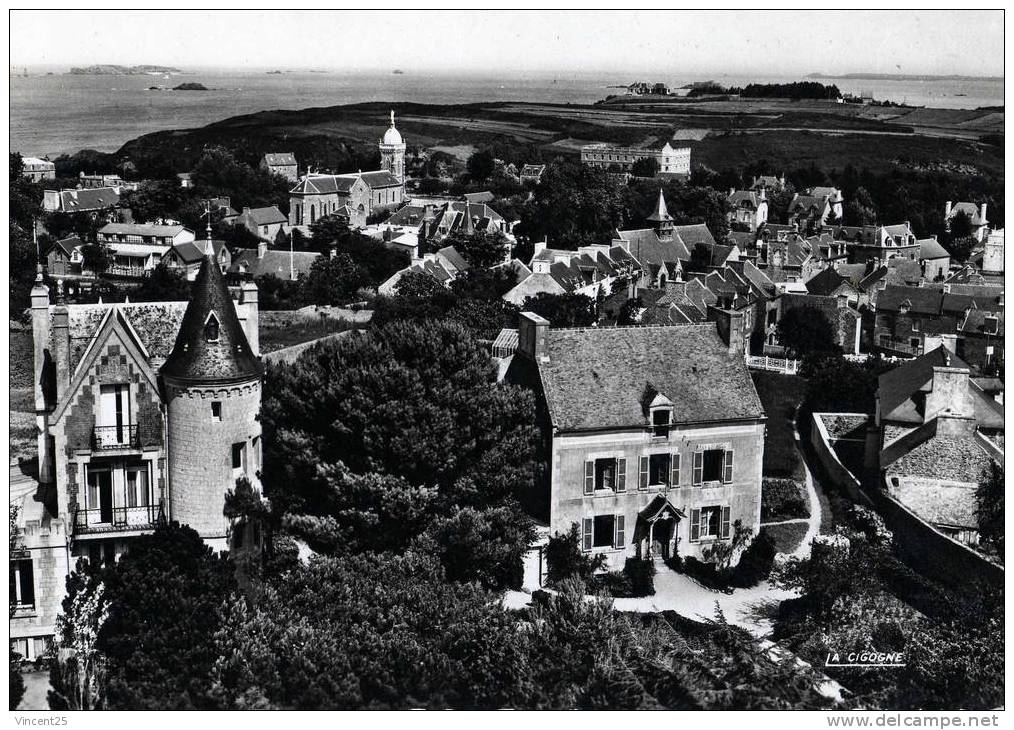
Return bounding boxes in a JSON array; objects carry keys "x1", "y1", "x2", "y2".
[
  {"x1": 74, "y1": 502, "x2": 162, "y2": 533},
  {"x1": 92, "y1": 425, "x2": 140, "y2": 450}
]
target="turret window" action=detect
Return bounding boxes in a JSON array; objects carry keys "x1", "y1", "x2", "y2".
[{"x1": 204, "y1": 313, "x2": 220, "y2": 343}]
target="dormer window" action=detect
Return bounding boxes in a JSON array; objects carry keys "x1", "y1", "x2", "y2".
[
  {"x1": 204, "y1": 313, "x2": 220, "y2": 342},
  {"x1": 652, "y1": 409, "x2": 671, "y2": 438}
]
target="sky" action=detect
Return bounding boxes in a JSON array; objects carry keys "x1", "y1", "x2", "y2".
[{"x1": 10, "y1": 10, "x2": 1004, "y2": 77}]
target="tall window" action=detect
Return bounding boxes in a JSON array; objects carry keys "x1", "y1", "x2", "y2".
[
  {"x1": 232, "y1": 442, "x2": 246, "y2": 476},
  {"x1": 648, "y1": 453, "x2": 671, "y2": 486},
  {"x1": 690, "y1": 506, "x2": 731, "y2": 542},
  {"x1": 125, "y1": 462, "x2": 150, "y2": 508},
  {"x1": 584, "y1": 457, "x2": 626, "y2": 494},
  {"x1": 9, "y1": 559, "x2": 35, "y2": 609},
  {"x1": 652, "y1": 408, "x2": 671, "y2": 438}
]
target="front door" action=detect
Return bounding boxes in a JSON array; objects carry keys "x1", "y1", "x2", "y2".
[{"x1": 651, "y1": 518, "x2": 675, "y2": 560}]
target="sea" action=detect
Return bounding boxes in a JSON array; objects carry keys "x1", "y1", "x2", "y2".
[{"x1": 9, "y1": 68, "x2": 1005, "y2": 158}]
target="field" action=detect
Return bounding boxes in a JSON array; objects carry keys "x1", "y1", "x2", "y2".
[
  {"x1": 112, "y1": 99, "x2": 1004, "y2": 182},
  {"x1": 258, "y1": 310, "x2": 364, "y2": 354},
  {"x1": 750, "y1": 371, "x2": 808, "y2": 479}
]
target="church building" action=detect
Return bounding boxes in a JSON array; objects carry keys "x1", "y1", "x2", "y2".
[{"x1": 288, "y1": 111, "x2": 407, "y2": 231}]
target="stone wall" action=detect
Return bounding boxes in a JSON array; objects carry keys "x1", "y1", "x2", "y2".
[
  {"x1": 550, "y1": 421, "x2": 765, "y2": 570},
  {"x1": 261, "y1": 331, "x2": 352, "y2": 367},
  {"x1": 166, "y1": 378, "x2": 262, "y2": 540}
]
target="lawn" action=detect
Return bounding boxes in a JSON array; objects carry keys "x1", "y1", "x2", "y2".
[
  {"x1": 761, "y1": 478, "x2": 809, "y2": 522},
  {"x1": 760, "y1": 522, "x2": 810, "y2": 555},
  {"x1": 258, "y1": 311, "x2": 365, "y2": 354},
  {"x1": 751, "y1": 371, "x2": 807, "y2": 479}
]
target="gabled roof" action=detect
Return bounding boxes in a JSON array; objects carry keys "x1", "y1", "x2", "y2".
[
  {"x1": 169, "y1": 240, "x2": 228, "y2": 265},
  {"x1": 50, "y1": 235, "x2": 83, "y2": 257},
  {"x1": 948, "y1": 202, "x2": 986, "y2": 226},
  {"x1": 789, "y1": 195, "x2": 828, "y2": 214},
  {"x1": 65, "y1": 301, "x2": 188, "y2": 373},
  {"x1": 463, "y1": 191, "x2": 495, "y2": 204},
  {"x1": 805, "y1": 267, "x2": 854, "y2": 296},
  {"x1": 520, "y1": 164, "x2": 546, "y2": 176},
  {"x1": 876, "y1": 285, "x2": 943, "y2": 315},
  {"x1": 878, "y1": 346, "x2": 981, "y2": 425},
  {"x1": 99, "y1": 222, "x2": 189, "y2": 238},
  {"x1": 229, "y1": 248, "x2": 320, "y2": 280},
  {"x1": 262, "y1": 153, "x2": 297, "y2": 167},
  {"x1": 918, "y1": 238, "x2": 950, "y2": 260},
  {"x1": 728, "y1": 190, "x2": 763, "y2": 209},
  {"x1": 673, "y1": 224, "x2": 716, "y2": 248},
  {"x1": 535, "y1": 323, "x2": 764, "y2": 431},
  {"x1": 161, "y1": 255, "x2": 262, "y2": 384},
  {"x1": 234, "y1": 205, "x2": 287, "y2": 228},
  {"x1": 615, "y1": 228, "x2": 692, "y2": 265},
  {"x1": 54, "y1": 187, "x2": 121, "y2": 212}
]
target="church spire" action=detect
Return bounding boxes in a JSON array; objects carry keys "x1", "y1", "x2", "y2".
[{"x1": 646, "y1": 189, "x2": 672, "y2": 223}]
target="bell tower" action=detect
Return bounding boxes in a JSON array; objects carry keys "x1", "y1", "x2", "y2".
[{"x1": 379, "y1": 109, "x2": 406, "y2": 184}]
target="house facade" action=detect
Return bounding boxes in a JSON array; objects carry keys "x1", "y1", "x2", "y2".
[
  {"x1": 233, "y1": 206, "x2": 288, "y2": 241},
  {"x1": 945, "y1": 201, "x2": 989, "y2": 243},
  {"x1": 98, "y1": 223, "x2": 195, "y2": 248},
  {"x1": 162, "y1": 239, "x2": 231, "y2": 281},
  {"x1": 728, "y1": 189, "x2": 768, "y2": 232},
  {"x1": 12, "y1": 252, "x2": 263, "y2": 654},
  {"x1": 507, "y1": 314, "x2": 765, "y2": 570},
  {"x1": 21, "y1": 156, "x2": 56, "y2": 182},
  {"x1": 260, "y1": 153, "x2": 299, "y2": 183},
  {"x1": 580, "y1": 141, "x2": 691, "y2": 177}
]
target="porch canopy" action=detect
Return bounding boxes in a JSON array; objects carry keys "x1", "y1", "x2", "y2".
[{"x1": 633, "y1": 494, "x2": 686, "y2": 543}]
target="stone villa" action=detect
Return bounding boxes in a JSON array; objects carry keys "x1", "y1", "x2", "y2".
[
  {"x1": 507, "y1": 314, "x2": 765, "y2": 570},
  {"x1": 11, "y1": 245, "x2": 263, "y2": 658}
]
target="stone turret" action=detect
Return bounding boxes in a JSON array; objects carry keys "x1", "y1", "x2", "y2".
[{"x1": 161, "y1": 251, "x2": 263, "y2": 548}]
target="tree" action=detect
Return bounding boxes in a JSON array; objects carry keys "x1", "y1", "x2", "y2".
[
  {"x1": 80, "y1": 243, "x2": 113, "y2": 274},
  {"x1": 843, "y1": 186, "x2": 877, "y2": 226},
  {"x1": 517, "y1": 162, "x2": 626, "y2": 248},
  {"x1": 975, "y1": 461, "x2": 1003, "y2": 554},
  {"x1": 119, "y1": 180, "x2": 190, "y2": 224},
  {"x1": 190, "y1": 146, "x2": 291, "y2": 213},
  {"x1": 131, "y1": 262, "x2": 190, "y2": 302},
  {"x1": 301, "y1": 252, "x2": 370, "y2": 306},
  {"x1": 948, "y1": 209, "x2": 973, "y2": 240},
  {"x1": 335, "y1": 232, "x2": 410, "y2": 286},
  {"x1": 97, "y1": 522, "x2": 238, "y2": 709},
  {"x1": 443, "y1": 229, "x2": 510, "y2": 269},
  {"x1": 944, "y1": 235, "x2": 977, "y2": 263},
  {"x1": 521, "y1": 292, "x2": 597, "y2": 328},
  {"x1": 260, "y1": 320, "x2": 540, "y2": 572},
  {"x1": 776, "y1": 306, "x2": 839, "y2": 358},
  {"x1": 308, "y1": 214, "x2": 350, "y2": 249},
  {"x1": 630, "y1": 157, "x2": 659, "y2": 178},
  {"x1": 10, "y1": 224, "x2": 37, "y2": 321},
  {"x1": 47, "y1": 560, "x2": 109, "y2": 710},
  {"x1": 545, "y1": 524, "x2": 606, "y2": 587},
  {"x1": 799, "y1": 353, "x2": 887, "y2": 419},
  {"x1": 466, "y1": 149, "x2": 496, "y2": 183}
]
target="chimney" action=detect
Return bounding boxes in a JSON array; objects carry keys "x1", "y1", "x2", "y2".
[
  {"x1": 980, "y1": 203, "x2": 988, "y2": 223},
  {"x1": 729, "y1": 187, "x2": 735, "y2": 197},
  {"x1": 758, "y1": 187, "x2": 766, "y2": 201},
  {"x1": 533, "y1": 240, "x2": 547, "y2": 257},
  {"x1": 52, "y1": 299, "x2": 70, "y2": 402},
  {"x1": 706, "y1": 306, "x2": 745, "y2": 358},
  {"x1": 517, "y1": 311, "x2": 550, "y2": 362},
  {"x1": 945, "y1": 201, "x2": 952, "y2": 218},
  {"x1": 257, "y1": 239, "x2": 268, "y2": 259},
  {"x1": 924, "y1": 364, "x2": 974, "y2": 428},
  {"x1": 238, "y1": 280, "x2": 260, "y2": 356}
]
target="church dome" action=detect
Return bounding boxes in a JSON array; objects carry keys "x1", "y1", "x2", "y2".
[{"x1": 381, "y1": 110, "x2": 403, "y2": 146}]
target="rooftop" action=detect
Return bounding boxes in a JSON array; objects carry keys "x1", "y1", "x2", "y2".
[{"x1": 535, "y1": 323, "x2": 765, "y2": 432}]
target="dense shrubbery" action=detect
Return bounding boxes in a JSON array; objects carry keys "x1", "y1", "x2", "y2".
[
  {"x1": 761, "y1": 478, "x2": 809, "y2": 521},
  {"x1": 545, "y1": 525, "x2": 605, "y2": 587}
]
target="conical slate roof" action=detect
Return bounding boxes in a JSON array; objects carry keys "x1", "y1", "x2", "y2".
[
  {"x1": 646, "y1": 190, "x2": 672, "y2": 223},
  {"x1": 161, "y1": 253, "x2": 262, "y2": 384}
]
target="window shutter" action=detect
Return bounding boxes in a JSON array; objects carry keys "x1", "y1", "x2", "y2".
[
  {"x1": 638, "y1": 456, "x2": 649, "y2": 490},
  {"x1": 721, "y1": 506, "x2": 732, "y2": 540},
  {"x1": 615, "y1": 515, "x2": 625, "y2": 549},
  {"x1": 582, "y1": 518, "x2": 593, "y2": 552},
  {"x1": 670, "y1": 453, "x2": 681, "y2": 487},
  {"x1": 692, "y1": 451, "x2": 703, "y2": 485},
  {"x1": 616, "y1": 458, "x2": 626, "y2": 492},
  {"x1": 690, "y1": 509, "x2": 701, "y2": 543},
  {"x1": 723, "y1": 449, "x2": 734, "y2": 484},
  {"x1": 584, "y1": 461, "x2": 594, "y2": 495}
]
